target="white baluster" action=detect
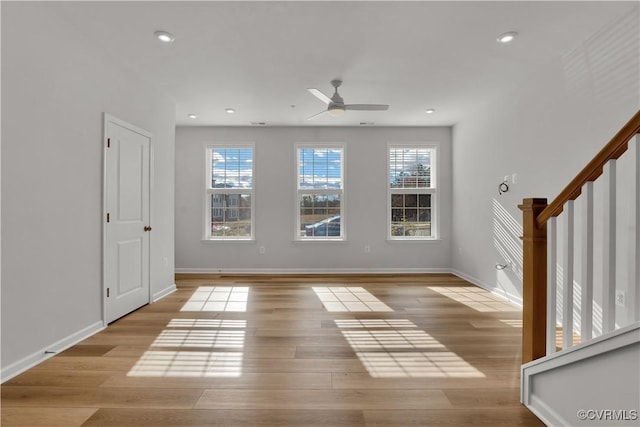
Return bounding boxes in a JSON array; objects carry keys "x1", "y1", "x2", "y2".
[
  {"x1": 547, "y1": 217, "x2": 557, "y2": 355},
  {"x1": 602, "y1": 160, "x2": 617, "y2": 333},
  {"x1": 581, "y1": 182, "x2": 594, "y2": 342},
  {"x1": 562, "y1": 201, "x2": 575, "y2": 349},
  {"x1": 630, "y1": 136, "x2": 640, "y2": 323}
]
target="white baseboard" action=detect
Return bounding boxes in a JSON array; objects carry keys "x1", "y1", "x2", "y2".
[
  {"x1": 1, "y1": 320, "x2": 104, "y2": 383},
  {"x1": 175, "y1": 267, "x2": 452, "y2": 275},
  {"x1": 450, "y1": 268, "x2": 523, "y2": 307},
  {"x1": 153, "y1": 284, "x2": 177, "y2": 302}
]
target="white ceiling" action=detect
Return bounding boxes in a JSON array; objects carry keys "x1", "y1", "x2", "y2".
[{"x1": 48, "y1": 1, "x2": 633, "y2": 127}]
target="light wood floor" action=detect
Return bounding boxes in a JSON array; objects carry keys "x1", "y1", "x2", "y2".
[{"x1": 1, "y1": 274, "x2": 544, "y2": 426}]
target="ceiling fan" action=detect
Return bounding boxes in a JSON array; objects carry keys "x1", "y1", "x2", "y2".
[{"x1": 306, "y1": 79, "x2": 389, "y2": 120}]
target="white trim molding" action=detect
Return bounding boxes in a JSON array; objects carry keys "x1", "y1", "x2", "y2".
[
  {"x1": 175, "y1": 267, "x2": 452, "y2": 275},
  {"x1": 153, "y1": 284, "x2": 177, "y2": 302},
  {"x1": 1, "y1": 321, "x2": 104, "y2": 383}
]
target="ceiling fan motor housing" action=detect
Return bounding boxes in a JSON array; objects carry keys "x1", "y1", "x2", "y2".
[{"x1": 327, "y1": 103, "x2": 346, "y2": 116}]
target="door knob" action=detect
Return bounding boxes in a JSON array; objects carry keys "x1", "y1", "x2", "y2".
[{"x1": 144, "y1": 225, "x2": 152, "y2": 232}]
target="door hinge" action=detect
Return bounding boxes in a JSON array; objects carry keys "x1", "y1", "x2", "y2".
[
  {"x1": 106, "y1": 213, "x2": 110, "y2": 223},
  {"x1": 107, "y1": 138, "x2": 111, "y2": 148},
  {"x1": 107, "y1": 288, "x2": 110, "y2": 298}
]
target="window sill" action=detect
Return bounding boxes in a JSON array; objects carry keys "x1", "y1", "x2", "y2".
[
  {"x1": 293, "y1": 239, "x2": 348, "y2": 244},
  {"x1": 386, "y1": 238, "x2": 441, "y2": 242},
  {"x1": 201, "y1": 238, "x2": 256, "y2": 244}
]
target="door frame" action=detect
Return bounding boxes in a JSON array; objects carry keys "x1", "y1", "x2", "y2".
[{"x1": 102, "y1": 113, "x2": 154, "y2": 326}]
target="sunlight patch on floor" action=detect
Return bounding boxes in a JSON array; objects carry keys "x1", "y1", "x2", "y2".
[
  {"x1": 151, "y1": 329, "x2": 245, "y2": 348},
  {"x1": 341, "y1": 330, "x2": 445, "y2": 350},
  {"x1": 356, "y1": 351, "x2": 485, "y2": 378},
  {"x1": 428, "y1": 286, "x2": 519, "y2": 312},
  {"x1": 334, "y1": 319, "x2": 417, "y2": 328},
  {"x1": 128, "y1": 351, "x2": 243, "y2": 377},
  {"x1": 334, "y1": 318, "x2": 484, "y2": 379},
  {"x1": 499, "y1": 319, "x2": 522, "y2": 327},
  {"x1": 312, "y1": 287, "x2": 393, "y2": 312},
  {"x1": 180, "y1": 286, "x2": 249, "y2": 312},
  {"x1": 129, "y1": 285, "x2": 249, "y2": 377},
  {"x1": 167, "y1": 319, "x2": 247, "y2": 328}
]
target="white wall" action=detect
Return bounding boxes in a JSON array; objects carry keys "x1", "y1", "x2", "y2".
[
  {"x1": 452, "y1": 4, "x2": 640, "y2": 305},
  {"x1": 1, "y1": 2, "x2": 176, "y2": 376},
  {"x1": 175, "y1": 126, "x2": 451, "y2": 272}
]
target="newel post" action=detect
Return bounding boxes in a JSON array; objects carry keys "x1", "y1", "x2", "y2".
[{"x1": 519, "y1": 198, "x2": 548, "y2": 363}]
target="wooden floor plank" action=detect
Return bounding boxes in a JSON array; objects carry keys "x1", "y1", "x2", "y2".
[
  {"x1": 1, "y1": 386, "x2": 203, "y2": 409},
  {"x1": 443, "y1": 388, "x2": 525, "y2": 408},
  {"x1": 331, "y1": 372, "x2": 520, "y2": 390},
  {"x1": 58, "y1": 345, "x2": 118, "y2": 357},
  {"x1": 28, "y1": 356, "x2": 139, "y2": 372},
  {"x1": 0, "y1": 407, "x2": 98, "y2": 427},
  {"x1": 82, "y1": 408, "x2": 366, "y2": 427},
  {"x1": 194, "y1": 389, "x2": 452, "y2": 410},
  {"x1": 363, "y1": 409, "x2": 545, "y2": 426},
  {"x1": 295, "y1": 345, "x2": 356, "y2": 359},
  {"x1": 101, "y1": 372, "x2": 332, "y2": 389},
  {"x1": 103, "y1": 344, "x2": 297, "y2": 359},
  {"x1": 2, "y1": 370, "x2": 113, "y2": 388}
]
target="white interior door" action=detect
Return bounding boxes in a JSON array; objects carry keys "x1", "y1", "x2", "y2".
[{"x1": 104, "y1": 115, "x2": 151, "y2": 323}]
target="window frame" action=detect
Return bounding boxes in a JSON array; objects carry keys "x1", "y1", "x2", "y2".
[
  {"x1": 294, "y1": 143, "x2": 346, "y2": 241},
  {"x1": 203, "y1": 143, "x2": 255, "y2": 241},
  {"x1": 387, "y1": 143, "x2": 438, "y2": 241}
]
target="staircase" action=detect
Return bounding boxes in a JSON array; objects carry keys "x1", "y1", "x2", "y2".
[{"x1": 519, "y1": 111, "x2": 640, "y2": 426}]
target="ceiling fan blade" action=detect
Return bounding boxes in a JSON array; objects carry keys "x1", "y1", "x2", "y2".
[
  {"x1": 306, "y1": 110, "x2": 328, "y2": 120},
  {"x1": 307, "y1": 88, "x2": 332, "y2": 104},
  {"x1": 345, "y1": 104, "x2": 389, "y2": 111}
]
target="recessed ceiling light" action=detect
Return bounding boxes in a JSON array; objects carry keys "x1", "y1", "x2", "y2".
[
  {"x1": 496, "y1": 31, "x2": 518, "y2": 43},
  {"x1": 154, "y1": 31, "x2": 175, "y2": 43},
  {"x1": 225, "y1": 108, "x2": 236, "y2": 114},
  {"x1": 187, "y1": 114, "x2": 197, "y2": 119},
  {"x1": 425, "y1": 109, "x2": 436, "y2": 114}
]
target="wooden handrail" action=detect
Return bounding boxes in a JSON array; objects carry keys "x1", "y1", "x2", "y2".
[{"x1": 537, "y1": 110, "x2": 640, "y2": 225}]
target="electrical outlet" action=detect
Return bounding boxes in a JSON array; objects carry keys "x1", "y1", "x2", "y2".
[
  {"x1": 615, "y1": 290, "x2": 626, "y2": 307},
  {"x1": 259, "y1": 246, "x2": 266, "y2": 254},
  {"x1": 364, "y1": 245, "x2": 371, "y2": 253},
  {"x1": 512, "y1": 173, "x2": 518, "y2": 184}
]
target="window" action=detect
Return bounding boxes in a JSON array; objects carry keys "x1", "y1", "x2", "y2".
[
  {"x1": 388, "y1": 145, "x2": 436, "y2": 239},
  {"x1": 205, "y1": 145, "x2": 254, "y2": 240},
  {"x1": 296, "y1": 145, "x2": 344, "y2": 239}
]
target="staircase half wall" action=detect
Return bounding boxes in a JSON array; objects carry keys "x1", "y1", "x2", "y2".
[{"x1": 522, "y1": 322, "x2": 639, "y2": 426}]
